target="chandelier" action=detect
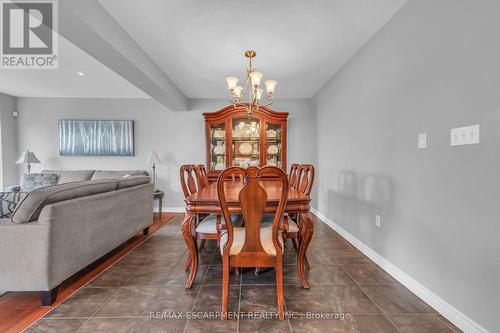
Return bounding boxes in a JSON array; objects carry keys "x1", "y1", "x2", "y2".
[{"x1": 225, "y1": 50, "x2": 277, "y2": 118}]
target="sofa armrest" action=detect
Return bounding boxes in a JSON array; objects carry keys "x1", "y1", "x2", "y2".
[
  {"x1": 0, "y1": 219, "x2": 51, "y2": 291},
  {"x1": 4, "y1": 185, "x2": 21, "y2": 192}
]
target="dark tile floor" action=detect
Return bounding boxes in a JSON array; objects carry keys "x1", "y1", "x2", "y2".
[{"x1": 25, "y1": 214, "x2": 462, "y2": 333}]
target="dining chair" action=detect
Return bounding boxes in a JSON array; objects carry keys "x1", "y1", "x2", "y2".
[
  {"x1": 180, "y1": 164, "x2": 220, "y2": 268},
  {"x1": 195, "y1": 164, "x2": 208, "y2": 189},
  {"x1": 181, "y1": 164, "x2": 243, "y2": 270},
  {"x1": 297, "y1": 164, "x2": 315, "y2": 197},
  {"x1": 217, "y1": 166, "x2": 289, "y2": 320},
  {"x1": 285, "y1": 164, "x2": 315, "y2": 268},
  {"x1": 289, "y1": 163, "x2": 301, "y2": 189}
]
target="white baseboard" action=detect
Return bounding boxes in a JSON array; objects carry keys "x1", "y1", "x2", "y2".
[
  {"x1": 153, "y1": 206, "x2": 185, "y2": 213},
  {"x1": 310, "y1": 208, "x2": 488, "y2": 333}
]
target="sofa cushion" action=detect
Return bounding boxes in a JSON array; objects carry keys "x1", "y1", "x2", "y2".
[
  {"x1": 91, "y1": 170, "x2": 148, "y2": 180},
  {"x1": 21, "y1": 173, "x2": 58, "y2": 192},
  {"x1": 0, "y1": 192, "x2": 28, "y2": 218},
  {"x1": 115, "y1": 176, "x2": 151, "y2": 190},
  {"x1": 42, "y1": 170, "x2": 95, "y2": 184},
  {"x1": 11, "y1": 179, "x2": 117, "y2": 223}
]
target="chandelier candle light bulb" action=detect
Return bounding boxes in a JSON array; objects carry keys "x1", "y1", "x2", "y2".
[{"x1": 225, "y1": 50, "x2": 276, "y2": 118}]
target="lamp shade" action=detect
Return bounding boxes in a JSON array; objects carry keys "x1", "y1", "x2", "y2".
[
  {"x1": 249, "y1": 71, "x2": 263, "y2": 86},
  {"x1": 16, "y1": 150, "x2": 40, "y2": 164},
  {"x1": 265, "y1": 80, "x2": 277, "y2": 94},
  {"x1": 146, "y1": 150, "x2": 161, "y2": 165},
  {"x1": 255, "y1": 88, "x2": 263, "y2": 101},
  {"x1": 225, "y1": 76, "x2": 239, "y2": 90}
]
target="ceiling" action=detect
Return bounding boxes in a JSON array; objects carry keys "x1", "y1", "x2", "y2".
[
  {"x1": 0, "y1": 0, "x2": 407, "y2": 102},
  {"x1": 99, "y1": 0, "x2": 407, "y2": 99},
  {"x1": 0, "y1": 34, "x2": 149, "y2": 98}
]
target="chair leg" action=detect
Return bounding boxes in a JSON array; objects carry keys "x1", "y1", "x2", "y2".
[
  {"x1": 184, "y1": 255, "x2": 192, "y2": 271},
  {"x1": 222, "y1": 257, "x2": 230, "y2": 320},
  {"x1": 304, "y1": 254, "x2": 311, "y2": 270},
  {"x1": 275, "y1": 260, "x2": 285, "y2": 320},
  {"x1": 199, "y1": 239, "x2": 206, "y2": 251},
  {"x1": 291, "y1": 237, "x2": 299, "y2": 252}
]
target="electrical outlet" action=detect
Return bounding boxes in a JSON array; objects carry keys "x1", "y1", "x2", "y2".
[
  {"x1": 418, "y1": 133, "x2": 427, "y2": 149},
  {"x1": 375, "y1": 215, "x2": 381, "y2": 228},
  {"x1": 451, "y1": 124, "x2": 479, "y2": 146}
]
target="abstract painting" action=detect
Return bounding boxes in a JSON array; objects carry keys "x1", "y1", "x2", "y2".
[{"x1": 58, "y1": 120, "x2": 134, "y2": 156}]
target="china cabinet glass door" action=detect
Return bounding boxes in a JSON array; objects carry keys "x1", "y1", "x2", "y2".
[
  {"x1": 209, "y1": 123, "x2": 226, "y2": 171},
  {"x1": 265, "y1": 122, "x2": 283, "y2": 168},
  {"x1": 231, "y1": 117, "x2": 260, "y2": 168}
]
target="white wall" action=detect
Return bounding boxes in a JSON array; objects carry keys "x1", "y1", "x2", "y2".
[
  {"x1": 0, "y1": 93, "x2": 18, "y2": 189},
  {"x1": 314, "y1": 0, "x2": 499, "y2": 331},
  {"x1": 16, "y1": 97, "x2": 316, "y2": 207}
]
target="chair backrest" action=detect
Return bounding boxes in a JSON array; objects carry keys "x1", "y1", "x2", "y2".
[
  {"x1": 297, "y1": 164, "x2": 315, "y2": 196},
  {"x1": 195, "y1": 164, "x2": 208, "y2": 189},
  {"x1": 180, "y1": 164, "x2": 198, "y2": 198},
  {"x1": 231, "y1": 173, "x2": 244, "y2": 182},
  {"x1": 289, "y1": 163, "x2": 300, "y2": 189},
  {"x1": 217, "y1": 166, "x2": 288, "y2": 258}
]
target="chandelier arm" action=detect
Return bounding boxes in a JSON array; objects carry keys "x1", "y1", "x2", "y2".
[{"x1": 262, "y1": 95, "x2": 275, "y2": 106}]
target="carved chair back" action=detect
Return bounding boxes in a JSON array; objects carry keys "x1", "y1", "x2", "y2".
[
  {"x1": 297, "y1": 164, "x2": 315, "y2": 196},
  {"x1": 289, "y1": 163, "x2": 301, "y2": 189},
  {"x1": 195, "y1": 164, "x2": 208, "y2": 189},
  {"x1": 180, "y1": 164, "x2": 199, "y2": 198},
  {"x1": 217, "y1": 166, "x2": 288, "y2": 260}
]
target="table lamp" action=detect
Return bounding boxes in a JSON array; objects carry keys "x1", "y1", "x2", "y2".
[
  {"x1": 16, "y1": 150, "x2": 41, "y2": 174},
  {"x1": 146, "y1": 150, "x2": 161, "y2": 191}
]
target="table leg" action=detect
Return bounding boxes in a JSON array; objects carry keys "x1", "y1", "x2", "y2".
[
  {"x1": 159, "y1": 197, "x2": 163, "y2": 216},
  {"x1": 297, "y1": 212, "x2": 314, "y2": 289},
  {"x1": 182, "y1": 212, "x2": 198, "y2": 288}
]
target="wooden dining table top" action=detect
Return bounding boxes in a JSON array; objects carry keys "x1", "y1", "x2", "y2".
[{"x1": 184, "y1": 180, "x2": 311, "y2": 214}]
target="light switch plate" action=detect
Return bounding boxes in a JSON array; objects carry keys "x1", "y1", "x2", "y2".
[
  {"x1": 418, "y1": 133, "x2": 427, "y2": 149},
  {"x1": 375, "y1": 215, "x2": 381, "y2": 228},
  {"x1": 451, "y1": 124, "x2": 480, "y2": 146}
]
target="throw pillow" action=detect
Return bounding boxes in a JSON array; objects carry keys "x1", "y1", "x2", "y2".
[
  {"x1": 0, "y1": 192, "x2": 28, "y2": 218},
  {"x1": 21, "y1": 173, "x2": 58, "y2": 192}
]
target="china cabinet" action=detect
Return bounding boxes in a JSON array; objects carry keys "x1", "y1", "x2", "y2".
[{"x1": 204, "y1": 105, "x2": 288, "y2": 181}]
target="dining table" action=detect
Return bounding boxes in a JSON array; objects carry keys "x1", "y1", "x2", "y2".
[{"x1": 181, "y1": 179, "x2": 314, "y2": 289}]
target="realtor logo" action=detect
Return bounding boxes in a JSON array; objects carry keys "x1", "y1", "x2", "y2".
[{"x1": 0, "y1": 0, "x2": 58, "y2": 69}]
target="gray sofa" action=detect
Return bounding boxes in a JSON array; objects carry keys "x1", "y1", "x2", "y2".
[{"x1": 0, "y1": 170, "x2": 153, "y2": 306}]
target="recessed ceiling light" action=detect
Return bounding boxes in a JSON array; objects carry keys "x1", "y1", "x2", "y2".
[{"x1": 76, "y1": 71, "x2": 85, "y2": 77}]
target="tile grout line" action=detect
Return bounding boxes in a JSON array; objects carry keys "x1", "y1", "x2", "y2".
[
  {"x1": 69, "y1": 215, "x2": 185, "y2": 332},
  {"x1": 283, "y1": 281, "x2": 293, "y2": 333},
  {"x1": 72, "y1": 286, "x2": 122, "y2": 333},
  {"x1": 236, "y1": 267, "x2": 242, "y2": 333},
  {"x1": 182, "y1": 248, "x2": 214, "y2": 333},
  {"x1": 435, "y1": 315, "x2": 462, "y2": 333},
  {"x1": 340, "y1": 265, "x2": 402, "y2": 332}
]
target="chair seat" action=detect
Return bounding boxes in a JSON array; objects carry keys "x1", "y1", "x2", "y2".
[
  {"x1": 195, "y1": 214, "x2": 243, "y2": 234},
  {"x1": 220, "y1": 227, "x2": 284, "y2": 256},
  {"x1": 261, "y1": 214, "x2": 299, "y2": 233}
]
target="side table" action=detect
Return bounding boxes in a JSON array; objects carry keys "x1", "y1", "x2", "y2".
[{"x1": 153, "y1": 190, "x2": 164, "y2": 216}]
